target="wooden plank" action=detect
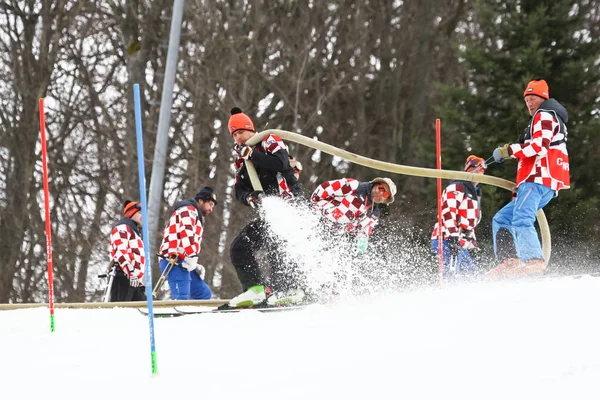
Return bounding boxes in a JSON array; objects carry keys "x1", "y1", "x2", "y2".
[{"x1": 0, "y1": 299, "x2": 230, "y2": 310}]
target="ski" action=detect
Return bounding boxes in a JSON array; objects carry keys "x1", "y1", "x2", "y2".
[
  {"x1": 137, "y1": 304, "x2": 310, "y2": 318},
  {"x1": 137, "y1": 307, "x2": 184, "y2": 318},
  {"x1": 174, "y1": 304, "x2": 309, "y2": 314}
]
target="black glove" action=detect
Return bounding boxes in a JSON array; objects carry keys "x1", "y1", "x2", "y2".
[
  {"x1": 234, "y1": 144, "x2": 253, "y2": 160},
  {"x1": 245, "y1": 190, "x2": 264, "y2": 208},
  {"x1": 447, "y1": 237, "x2": 462, "y2": 257}
]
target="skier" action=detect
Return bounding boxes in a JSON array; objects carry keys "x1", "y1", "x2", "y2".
[
  {"x1": 157, "y1": 187, "x2": 217, "y2": 300},
  {"x1": 487, "y1": 79, "x2": 570, "y2": 278},
  {"x1": 431, "y1": 155, "x2": 487, "y2": 279},
  {"x1": 310, "y1": 176, "x2": 397, "y2": 254},
  {"x1": 227, "y1": 107, "x2": 303, "y2": 308},
  {"x1": 108, "y1": 200, "x2": 146, "y2": 302}
]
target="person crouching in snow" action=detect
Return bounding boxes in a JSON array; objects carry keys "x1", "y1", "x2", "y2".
[
  {"x1": 157, "y1": 187, "x2": 216, "y2": 300},
  {"x1": 108, "y1": 200, "x2": 146, "y2": 302},
  {"x1": 227, "y1": 107, "x2": 304, "y2": 308},
  {"x1": 431, "y1": 156, "x2": 487, "y2": 280},
  {"x1": 311, "y1": 177, "x2": 396, "y2": 254}
]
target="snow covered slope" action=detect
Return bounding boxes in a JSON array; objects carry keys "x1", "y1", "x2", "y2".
[{"x1": 2, "y1": 276, "x2": 600, "y2": 400}]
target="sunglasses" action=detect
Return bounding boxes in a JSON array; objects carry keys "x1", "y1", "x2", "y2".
[
  {"x1": 378, "y1": 185, "x2": 390, "y2": 199},
  {"x1": 465, "y1": 159, "x2": 487, "y2": 171}
]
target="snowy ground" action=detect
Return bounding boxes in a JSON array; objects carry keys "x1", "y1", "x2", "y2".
[{"x1": 2, "y1": 276, "x2": 600, "y2": 400}]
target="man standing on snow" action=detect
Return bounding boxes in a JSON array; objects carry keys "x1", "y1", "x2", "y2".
[
  {"x1": 108, "y1": 200, "x2": 146, "y2": 302},
  {"x1": 157, "y1": 187, "x2": 217, "y2": 300},
  {"x1": 227, "y1": 107, "x2": 303, "y2": 308},
  {"x1": 487, "y1": 79, "x2": 570, "y2": 278},
  {"x1": 311, "y1": 176, "x2": 396, "y2": 253},
  {"x1": 431, "y1": 156, "x2": 487, "y2": 279}
]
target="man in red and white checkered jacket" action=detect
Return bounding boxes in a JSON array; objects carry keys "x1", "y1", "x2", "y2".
[
  {"x1": 311, "y1": 177, "x2": 397, "y2": 254},
  {"x1": 488, "y1": 79, "x2": 570, "y2": 278},
  {"x1": 157, "y1": 187, "x2": 217, "y2": 300},
  {"x1": 431, "y1": 156, "x2": 487, "y2": 279},
  {"x1": 108, "y1": 200, "x2": 146, "y2": 302}
]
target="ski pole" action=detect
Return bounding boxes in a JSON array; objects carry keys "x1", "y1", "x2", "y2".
[
  {"x1": 152, "y1": 255, "x2": 178, "y2": 298},
  {"x1": 103, "y1": 265, "x2": 117, "y2": 303},
  {"x1": 484, "y1": 155, "x2": 498, "y2": 167}
]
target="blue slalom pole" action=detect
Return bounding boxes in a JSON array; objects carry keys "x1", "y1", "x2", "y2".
[{"x1": 133, "y1": 83, "x2": 158, "y2": 374}]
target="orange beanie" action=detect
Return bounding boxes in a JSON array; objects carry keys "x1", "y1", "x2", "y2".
[
  {"x1": 123, "y1": 200, "x2": 141, "y2": 218},
  {"x1": 228, "y1": 107, "x2": 255, "y2": 135},
  {"x1": 523, "y1": 79, "x2": 549, "y2": 99}
]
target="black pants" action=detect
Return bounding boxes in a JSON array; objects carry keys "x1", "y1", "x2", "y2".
[
  {"x1": 109, "y1": 270, "x2": 146, "y2": 302},
  {"x1": 230, "y1": 218, "x2": 296, "y2": 292}
]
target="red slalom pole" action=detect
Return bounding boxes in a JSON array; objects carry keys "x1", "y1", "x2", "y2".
[
  {"x1": 39, "y1": 98, "x2": 56, "y2": 332},
  {"x1": 436, "y1": 119, "x2": 444, "y2": 284}
]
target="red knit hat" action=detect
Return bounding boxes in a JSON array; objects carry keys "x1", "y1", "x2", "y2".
[
  {"x1": 523, "y1": 79, "x2": 549, "y2": 100},
  {"x1": 228, "y1": 107, "x2": 255, "y2": 135},
  {"x1": 123, "y1": 200, "x2": 141, "y2": 218}
]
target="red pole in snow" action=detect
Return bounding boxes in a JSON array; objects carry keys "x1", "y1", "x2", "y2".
[
  {"x1": 436, "y1": 119, "x2": 444, "y2": 284},
  {"x1": 39, "y1": 98, "x2": 56, "y2": 332}
]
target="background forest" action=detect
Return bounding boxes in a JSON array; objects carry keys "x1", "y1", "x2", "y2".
[{"x1": 1, "y1": 0, "x2": 598, "y2": 303}]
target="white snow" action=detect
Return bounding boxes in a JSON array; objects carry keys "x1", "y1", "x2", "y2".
[{"x1": 2, "y1": 276, "x2": 600, "y2": 400}]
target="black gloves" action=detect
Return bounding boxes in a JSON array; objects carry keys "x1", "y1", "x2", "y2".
[
  {"x1": 245, "y1": 190, "x2": 264, "y2": 208},
  {"x1": 447, "y1": 237, "x2": 462, "y2": 257},
  {"x1": 234, "y1": 144, "x2": 253, "y2": 160}
]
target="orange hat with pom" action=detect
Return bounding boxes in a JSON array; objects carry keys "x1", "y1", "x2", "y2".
[
  {"x1": 228, "y1": 107, "x2": 255, "y2": 135},
  {"x1": 523, "y1": 79, "x2": 549, "y2": 100}
]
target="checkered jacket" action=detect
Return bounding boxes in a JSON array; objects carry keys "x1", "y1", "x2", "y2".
[
  {"x1": 110, "y1": 217, "x2": 145, "y2": 280},
  {"x1": 311, "y1": 178, "x2": 380, "y2": 238},
  {"x1": 431, "y1": 180, "x2": 481, "y2": 248},
  {"x1": 158, "y1": 200, "x2": 204, "y2": 260},
  {"x1": 234, "y1": 134, "x2": 301, "y2": 206},
  {"x1": 509, "y1": 99, "x2": 569, "y2": 192}
]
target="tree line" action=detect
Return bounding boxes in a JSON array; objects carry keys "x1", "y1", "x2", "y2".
[{"x1": 0, "y1": 0, "x2": 598, "y2": 303}]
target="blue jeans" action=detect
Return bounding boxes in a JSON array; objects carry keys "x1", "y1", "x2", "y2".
[
  {"x1": 431, "y1": 239, "x2": 476, "y2": 279},
  {"x1": 190, "y1": 270, "x2": 212, "y2": 299},
  {"x1": 492, "y1": 182, "x2": 555, "y2": 261},
  {"x1": 159, "y1": 258, "x2": 191, "y2": 300}
]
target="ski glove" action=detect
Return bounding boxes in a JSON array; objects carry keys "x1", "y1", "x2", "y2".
[
  {"x1": 245, "y1": 190, "x2": 264, "y2": 208},
  {"x1": 196, "y1": 264, "x2": 206, "y2": 280},
  {"x1": 129, "y1": 275, "x2": 143, "y2": 287},
  {"x1": 234, "y1": 144, "x2": 253, "y2": 160},
  {"x1": 182, "y1": 256, "x2": 199, "y2": 272},
  {"x1": 355, "y1": 237, "x2": 368, "y2": 254},
  {"x1": 447, "y1": 237, "x2": 462, "y2": 257},
  {"x1": 492, "y1": 144, "x2": 510, "y2": 163}
]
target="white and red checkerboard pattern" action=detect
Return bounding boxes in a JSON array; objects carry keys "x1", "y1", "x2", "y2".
[
  {"x1": 158, "y1": 205, "x2": 203, "y2": 259},
  {"x1": 110, "y1": 224, "x2": 146, "y2": 279},
  {"x1": 510, "y1": 110, "x2": 569, "y2": 192},
  {"x1": 431, "y1": 183, "x2": 480, "y2": 248},
  {"x1": 234, "y1": 134, "x2": 295, "y2": 198},
  {"x1": 311, "y1": 178, "x2": 378, "y2": 237}
]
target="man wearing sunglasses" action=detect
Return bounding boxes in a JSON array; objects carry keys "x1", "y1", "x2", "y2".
[
  {"x1": 487, "y1": 79, "x2": 570, "y2": 278},
  {"x1": 431, "y1": 156, "x2": 487, "y2": 280},
  {"x1": 311, "y1": 177, "x2": 397, "y2": 254}
]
